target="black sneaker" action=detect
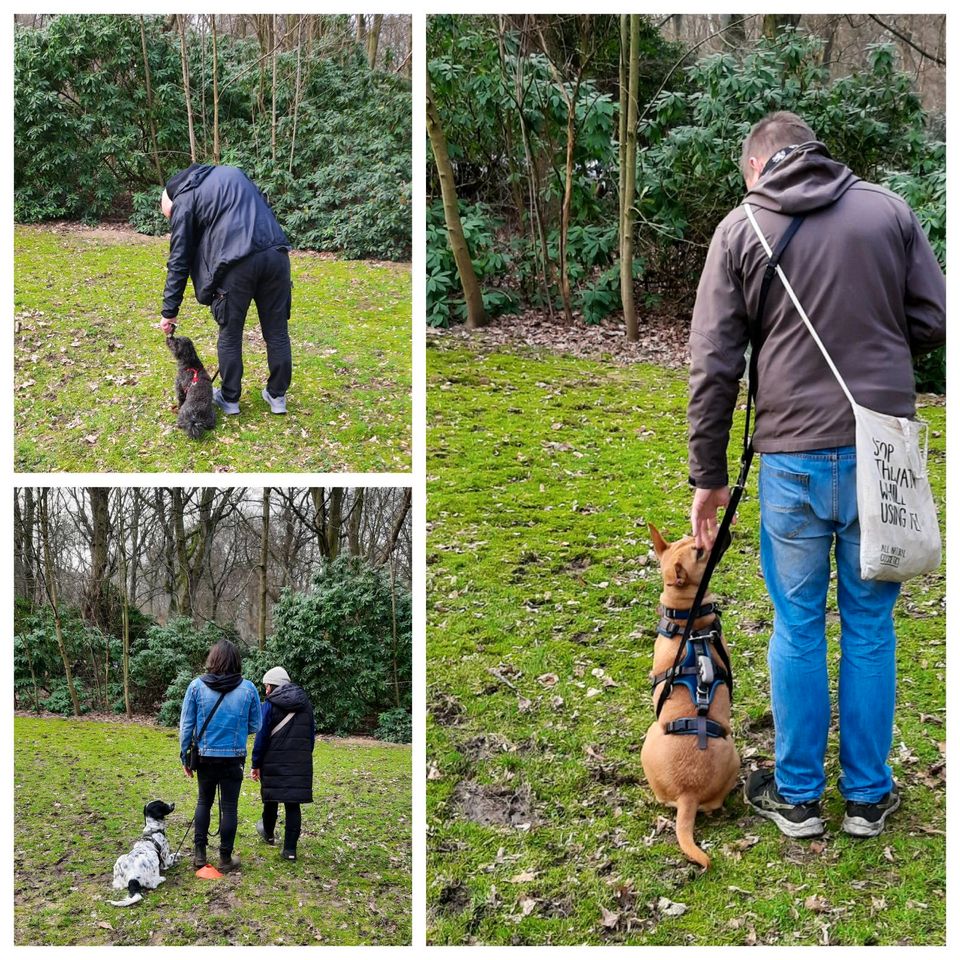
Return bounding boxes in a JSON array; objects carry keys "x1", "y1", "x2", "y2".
[
  {"x1": 280, "y1": 849, "x2": 297, "y2": 861},
  {"x1": 744, "y1": 769, "x2": 825, "y2": 838},
  {"x1": 255, "y1": 819, "x2": 275, "y2": 845},
  {"x1": 842, "y1": 785, "x2": 901, "y2": 838}
]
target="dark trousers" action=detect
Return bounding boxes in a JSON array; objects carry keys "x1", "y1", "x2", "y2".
[
  {"x1": 194, "y1": 757, "x2": 244, "y2": 855},
  {"x1": 261, "y1": 801, "x2": 302, "y2": 852},
  {"x1": 212, "y1": 245, "x2": 292, "y2": 403}
]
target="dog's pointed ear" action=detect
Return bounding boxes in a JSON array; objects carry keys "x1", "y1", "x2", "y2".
[
  {"x1": 649, "y1": 523, "x2": 669, "y2": 558},
  {"x1": 672, "y1": 562, "x2": 688, "y2": 587}
]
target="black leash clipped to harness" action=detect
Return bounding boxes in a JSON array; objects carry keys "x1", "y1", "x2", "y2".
[{"x1": 653, "y1": 212, "x2": 806, "y2": 750}]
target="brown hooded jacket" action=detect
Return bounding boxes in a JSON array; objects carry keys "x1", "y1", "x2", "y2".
[{"x1": 687, "y1": 141, "x2": 945, "y2": 488}]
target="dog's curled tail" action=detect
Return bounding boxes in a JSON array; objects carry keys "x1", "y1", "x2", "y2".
[
  {"x1": 108, "y1": 879, "x2": 143, "y2": 907},
  {"x1": 675, "y1": 793, "x2": 710, "y2": 869},
  {"x1": 184, "y1": 416, "x2": 210, "y2": 441}
]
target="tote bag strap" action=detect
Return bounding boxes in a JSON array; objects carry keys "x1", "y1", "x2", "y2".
[
  {"x1": 271, "y1": 711, "x2": 295, "y2": 736},
  {"x1": 743, "y1": 203, "x2": 857, "y2": 412}
]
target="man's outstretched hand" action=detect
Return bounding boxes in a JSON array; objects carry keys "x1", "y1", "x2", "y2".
[
  {"x1": 159, "y1": 317, "x2": 176, "y2": 335},
  {"x1": 691, "y1": 486, "x2": 731, "y2": 550}
]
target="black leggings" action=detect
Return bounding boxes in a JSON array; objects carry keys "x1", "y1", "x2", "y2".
[
  {"x1": 194, "y1": 757, "x2": 244, "y2": 854},
  {"x1": 261, "y1": 801, "x2": 302, "y2": 851}
]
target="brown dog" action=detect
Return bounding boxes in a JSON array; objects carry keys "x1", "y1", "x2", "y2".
[{"x1": 640, "y1": 524, "x2": 740, "y2": 868}]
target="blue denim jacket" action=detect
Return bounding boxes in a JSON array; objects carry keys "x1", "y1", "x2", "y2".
[{"x1": 179, "y1": 677, "x2": 262, "y2": 763}]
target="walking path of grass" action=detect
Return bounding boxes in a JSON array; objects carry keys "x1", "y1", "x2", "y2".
[
  {"x1": 426, "y1": 338, "x2": 945, "y2": 946},
  {"x1": 15, "y1": 715, "x2": 411, "y2": 945},
  {"x1": 15, "y1": 225, "x2": 411, "y2": 472}
]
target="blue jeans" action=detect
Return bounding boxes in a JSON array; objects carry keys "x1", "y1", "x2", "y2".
[{"x1": 758, "y1": 447, "x2": 900, "y2": 804}]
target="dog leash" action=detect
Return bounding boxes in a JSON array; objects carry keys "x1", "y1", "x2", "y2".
[
  {"x1": 172, "y1": 782, "x2": 223, "y2": 860},
  {"x1": 656, "y1": 212, "x2": 806, "y2": 717}
]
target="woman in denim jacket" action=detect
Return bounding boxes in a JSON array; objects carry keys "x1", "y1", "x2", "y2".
[{"x1": 179, "y1": 639, "x2": 261, "y2": 872}]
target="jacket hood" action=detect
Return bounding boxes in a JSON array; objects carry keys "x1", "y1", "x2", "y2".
[
  {"x1": 267, "y1": 682, "x2": 310, "y2": 712},
  {"x1": 200, "y1": 672, "x2": 244, "y2": 693},
  {"x1": 744, "y1": 141, "x2": 859, "y2": 215},
  {"x1": 166, "y1": 163, "x2": 216, "y2": 199}
]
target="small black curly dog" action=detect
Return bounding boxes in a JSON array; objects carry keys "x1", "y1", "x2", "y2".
[{"x1": 166, "y1": 334, "x2": 217, "y2": 439}]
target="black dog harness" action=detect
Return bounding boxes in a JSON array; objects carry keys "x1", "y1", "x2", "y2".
[{"x1": 652, "y1": 604, "x2": 733, "y2": 750}]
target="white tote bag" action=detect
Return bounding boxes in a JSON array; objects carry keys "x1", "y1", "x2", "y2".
[{"x1": 744, "y1": 204, "x2": 941, "y2": 582}]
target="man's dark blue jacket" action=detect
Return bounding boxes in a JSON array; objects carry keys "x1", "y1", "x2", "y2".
[{"x1": 161, "y1": 164, "x2": 288, "y2": 319}]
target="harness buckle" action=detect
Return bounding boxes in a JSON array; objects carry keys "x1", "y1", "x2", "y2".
[{"x1": 697, "y1": 653, "x2": 715, "y2": 688}]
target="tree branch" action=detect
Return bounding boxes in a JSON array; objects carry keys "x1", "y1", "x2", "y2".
[{"x1": 868, "y1": 14, "x2": 945, "y2": 67}]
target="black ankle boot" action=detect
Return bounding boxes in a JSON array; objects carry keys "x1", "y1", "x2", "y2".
[{"x1": 193, "y1": 843, "x2": 207, "y2": 869}]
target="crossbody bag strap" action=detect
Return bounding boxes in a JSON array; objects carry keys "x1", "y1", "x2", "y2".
[
  {"x1": 194, "y1": 691, "x2": 227, "y2": 744},
  {"x1": 743, "y1": 203, "x2": 855, "y2": 410}
]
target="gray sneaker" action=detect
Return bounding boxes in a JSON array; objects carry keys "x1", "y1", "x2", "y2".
[
  {"x1": 213, "y1": 388, "x2": 240, "y2": 415},
  {"x1": 744, "y1": 769, "x2": 825, "y2": 838},
  {"x1": 842, "y1": 785, "x2": 901, "y2": 838},
  {"x1": 261, "y1": 388, "x2": 287, "y2": 414}
]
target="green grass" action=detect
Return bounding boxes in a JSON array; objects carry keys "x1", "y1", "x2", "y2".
[
  {"x1": 426, "y1": 339, "x2": 946, "y2": 946},
  {"x1": 14, "y1": 716, "x2": 411, "y2": 945},
  {"x1": 14, "y1": 225, "x2": 411, "y2": 472}
]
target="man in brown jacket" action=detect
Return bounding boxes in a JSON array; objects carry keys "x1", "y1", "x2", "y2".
[{"x1": 687, "y1": 112, "x2": 944, "y2": 839}]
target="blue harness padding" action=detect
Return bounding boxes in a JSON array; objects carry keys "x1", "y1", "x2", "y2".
[{"x1": 651, "y1": 627, "x2": 730, "y2": 750}]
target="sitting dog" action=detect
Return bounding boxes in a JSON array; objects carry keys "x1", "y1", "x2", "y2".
[
  {"x1": 167, "y1": 334, "x2": 217, "y2": 439},
  {"x1": 640, "y1": 524, "x2": 740, "y2": 868},
  {"x1": 108, "y1": 799, "x2": 180, "y2": 906}
]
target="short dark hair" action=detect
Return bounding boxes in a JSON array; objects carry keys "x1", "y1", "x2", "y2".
[
  {"x1": 741, "y1": 111, "x2": 816, "y2": 180},
  {"x1": 205, "y1": 639, "x2": 241, "y2": 675}
]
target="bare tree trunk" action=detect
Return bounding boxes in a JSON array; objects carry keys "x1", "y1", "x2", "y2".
[
  {"x1": 139, "y1": 17, "x2": 165, "y2": 182},
  {"x1": 177, "y1": 14, "x2": 197, "y2": 163},
  {"x1": 426, "y1": 69, "x2": 487, "y2": 329},
  {"x1": 327, "y1": 488, "x2": 344, "y2": 559},
  {"x1": 128, "y1": 491, "x2": 141, "y2": 605},
  {"x1": 21, "y1": 630, "x2": 40, "y2": 713},
  {"x1": 83, "y1": 488, "x2": 111, "y2": 630},
  {"x1": 377, "y1": 488, "x2": 412, "y2": 565},
  {"x1": 535, "y1": 23, "x2": 587, "y2": 324},
  {"x1": 271, "y1": 14, "x2": 278, "y2": 162},
  {"x1": 211, "y1": 14, "x2": 220, "y2": 163},
  {"x1": 721, "y1": 14, "x2": 747, "y2": 46},
  {"x1": 116, "y1": 490, "x2": 132, "y2": 718},
  {"x1": 367, "y1": 14, "x2": 383, "y2": 69},
  {"x1": 762, "y1": 14, "x2": 802, "y2": 39},
  {"x1": 389, "y1": 557, "x2": 401, "y2": 707},
  {"x1": 38, "y1": 490, "x2": 81, "y2": 717},
  {"x1": 259, "y1": 488, "x2": 271, "y2": 650},
  {"x1": 348, "y1": 488, "x2": 364, "y2": 556},
  {"x1": 557, "y1": 96, "x2": 578, "y2": 324},
  {"x1": 504, "y1": 15, "x2": 553, "y2": 318},
  {"x1": 357, "y1": 13, "x2": 367, "y2": 47},
  {"x1": 172, "y1": 488, "x2": 192, "y2": 617},
  {"x1": 289, "y1": 17, "x2": 303, "y2": 174},
  {"x1": 621, "y1": 16, "x2": 640, "y2": 342},
  {"x1": 310, "y1": 488, "x2": 329, "y2": 557},
  {"x1": 15, "y1": 490, "x2": 39, "y2": 604}
]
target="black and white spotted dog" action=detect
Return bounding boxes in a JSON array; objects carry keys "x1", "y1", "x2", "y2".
[{"x1": 108, "y1": 800, "x2": 180, "y2": 907}]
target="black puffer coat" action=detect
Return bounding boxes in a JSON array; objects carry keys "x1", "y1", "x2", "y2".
[
  {"x1": 259, "y1": 683, "x2": 315, "y2": 804},
  {"x1": 161, "y1": 164, "x2": 289, "y2": 318}
]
